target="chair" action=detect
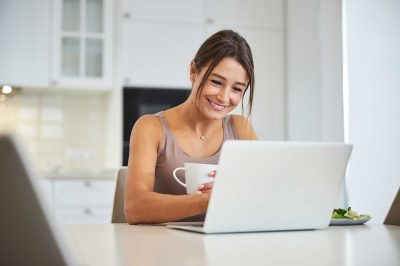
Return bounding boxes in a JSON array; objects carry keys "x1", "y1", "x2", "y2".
[{"x1": 111, "y1": 167, "x2": 128, "y2": 223}]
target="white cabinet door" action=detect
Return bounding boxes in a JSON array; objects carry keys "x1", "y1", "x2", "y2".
[
  {"x1": 51, "y1": 0, "x2": 114, "y2": 89},
  {"x1": 122, "y1": 21, "x2": 205, "y2": 88},
  {"x1": 53, "y1": 179, "x2": 115, "y2": 224},
  {"x1": 55, "y1": 207, "x2": 112, "y2": 224},
  {"x1": 0, "y1": 0, "x2": 50, "y2": 87},
  {"x1": 120, "y1": 0, "x2": 207, "y2": 88},
  {"x1": 53, "y1": 179, "x2": 115, "y2": 207},
  {"x1": 122, "y1": 0, "x2": 204, "y2": 23},
  {"x1": 208, "y1": 0, "x2": 283, "y2": 29}
]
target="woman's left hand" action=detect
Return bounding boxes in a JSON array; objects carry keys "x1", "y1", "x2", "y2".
[{"x1": 196, "y1": 170, "x2": 216, "y2": 194}]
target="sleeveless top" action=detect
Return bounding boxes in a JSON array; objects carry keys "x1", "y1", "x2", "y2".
[{"x1": 154, "y1": 111, "x2": 238, "y2": 196}]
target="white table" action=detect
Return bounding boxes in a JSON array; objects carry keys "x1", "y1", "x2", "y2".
[{"x1": 67, "y1": 224, "x2": 400, "y2": 266}]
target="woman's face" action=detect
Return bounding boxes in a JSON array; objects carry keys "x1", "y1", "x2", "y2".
[{"x1": 190, "y1": 57, "x2": 247, "y2": 120}]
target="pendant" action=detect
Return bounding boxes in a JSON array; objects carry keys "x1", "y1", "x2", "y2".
[{"x1": 200, "y1": 136, "x2": 205, "y2": 140}]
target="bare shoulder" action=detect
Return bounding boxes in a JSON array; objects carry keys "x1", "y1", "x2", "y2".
[
  {"x1": 134, "y1": 114, "x2": 162, "y2": 131},
  {"x1": 130, "y1": 114, "x2": 163, "y2": 145},
  {"x1": 230, "y1": 114, "x2": 258, "y2": 140}
]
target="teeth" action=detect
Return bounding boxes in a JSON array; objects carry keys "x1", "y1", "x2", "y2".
[{"x1": 209, "y1": 100, "x2": 225, "y2": 111}]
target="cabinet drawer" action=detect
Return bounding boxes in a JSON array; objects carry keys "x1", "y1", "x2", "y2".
[
  {"x1": 55, "y1": 206, "x2": 112, "y2": 224},
  {"x1": 53, "y1": 180, "x2": 115, "y2": 207}
]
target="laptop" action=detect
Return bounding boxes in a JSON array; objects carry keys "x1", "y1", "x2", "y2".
[
  {"x1": 167, "y1": 140, "x2": 353, "y2": 234},
  {"x1": 0, "y1": 134, "x2": 83, "y2": 265},
  {"x1": 384, "y1": 187, "x2": 400, "y2": 226}
]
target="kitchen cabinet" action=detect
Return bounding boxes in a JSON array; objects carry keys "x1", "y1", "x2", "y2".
[
  {"x1": 0, "y1": 0, "x2": 51, "y2": 88},
  {"x1": 0, "y1": 0, "x2": 114, "y2": 90},
  {"x1": 51, "y1": 0, "x2": 114, "y2": 89},
  {"x1": 119, "y1": 0, "x2": 283, "y2": 85},
  {"x1": 121, "y1": 0, "x2": 205, "y2": 23},
  {"x1": 39, "y1": 177, "x2": 115, "y2": 224},
  {"x1": 121, "y1": 22, "x2": 204, "y2": 88},
  {"x1": 207, "y1": 0, "x2": 283, "y2": 29},
  {"x1": 120, "y1": 0, "x2": 205, "y2": 88},
  {"x1": 53, "y1": 179, "x2": 115, "y2": 223}
]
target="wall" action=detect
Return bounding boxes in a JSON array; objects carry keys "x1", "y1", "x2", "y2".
[
  {"x1": 286, "y1": 0, "x2": 344, "y2": 142},
  {"x1": 0, "y1": 92, "x2": 110, "y2": 175},
  {"x1": 344, "y1": 0, "x2": 400, "y2": 222}
]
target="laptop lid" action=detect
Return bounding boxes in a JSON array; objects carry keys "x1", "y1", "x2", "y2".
[
  {"x1": 0, "y1": 134, "x2": 83, "y2": 265},
  {"x1": 384, "y1": 187, "x2": 400, "y2": 226},
  {"x1": 200, "y1": 140, "x2": 352, "y2": 233}
]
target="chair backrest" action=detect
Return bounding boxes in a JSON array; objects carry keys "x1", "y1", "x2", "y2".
[
  {"x1": 112, "y1": 167, "x2": 128, "y2": 223},
  {"x1": 384, "y1": 187, "x2": 400, "y2": 225}
]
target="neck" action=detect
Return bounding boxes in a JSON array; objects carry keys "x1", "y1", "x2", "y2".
[{"x1": 178, "y1": 100, "x2": 220, "y2": 138}]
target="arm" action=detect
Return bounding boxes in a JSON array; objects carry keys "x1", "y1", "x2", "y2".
[
  {"x1": 231, "y1": 114, "x2": 258, "y2": 140},
  {"x1": 124, "y1": 115, "x2": 209, "y2": 224}
]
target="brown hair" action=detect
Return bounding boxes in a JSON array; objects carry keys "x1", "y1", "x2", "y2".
[{"x1": 192, "y1": 29, "x2": 255, "y2": 116}]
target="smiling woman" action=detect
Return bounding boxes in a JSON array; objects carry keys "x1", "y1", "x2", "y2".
[{"x1": 124, "y1": 30, "x2": 258, "y2": 224}]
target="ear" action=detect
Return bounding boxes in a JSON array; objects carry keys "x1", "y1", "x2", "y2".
[{"x1": 190, "y1": 60, "x2": 197, "y2": 83}]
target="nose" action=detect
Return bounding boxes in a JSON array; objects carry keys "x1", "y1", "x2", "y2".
[{"x1": 216, "y1": 86, "x2": 230, "y2": 103}]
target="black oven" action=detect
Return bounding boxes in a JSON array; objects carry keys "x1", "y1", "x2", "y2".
[{"x1": 123, "y1": 87, "x2": 190, "y2": 165}]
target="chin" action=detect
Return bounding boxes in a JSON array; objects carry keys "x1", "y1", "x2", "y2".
[{"x1": 203, "y1": 108, "x2": 231, "y2": 120}]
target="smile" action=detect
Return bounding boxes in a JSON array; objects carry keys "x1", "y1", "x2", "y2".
[{"x1": 207, "y1": 99, "x2": 226, "y2": 111}]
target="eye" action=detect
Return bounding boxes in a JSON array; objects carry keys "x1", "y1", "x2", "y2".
[
  {"x1": 211, "y1": 80, "x2": 222, "y2": 86},
  {"x1": 232, "y1": 87, "x2": 243, "y2": 93}
]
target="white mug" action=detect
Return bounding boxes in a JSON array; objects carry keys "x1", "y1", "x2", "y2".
[{"x1": 172, "y1": 163, "x2": 218, "y2": 194}]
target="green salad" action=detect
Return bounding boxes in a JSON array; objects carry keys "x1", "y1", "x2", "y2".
[{"x1": 332, "y1": 207, "x2": 371, "y2": 220}]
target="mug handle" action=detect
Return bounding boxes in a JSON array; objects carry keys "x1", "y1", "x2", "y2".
[{"x1": 172, "y1": 167, "x2": 186, "y2": 187}]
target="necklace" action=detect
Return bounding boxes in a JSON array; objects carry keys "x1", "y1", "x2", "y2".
[{"x1": 177, "y1": 105, "x2": 219, "y2": 141}]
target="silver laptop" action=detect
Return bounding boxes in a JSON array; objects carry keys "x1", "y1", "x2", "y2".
[
  {"x1": 0, "y1": 134, "x2": 83, "y2": 265},
  {"x1": 167, "y1": 140, "x2": 353, "y2": 234}
]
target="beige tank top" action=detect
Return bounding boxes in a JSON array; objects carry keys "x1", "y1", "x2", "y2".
[{"x1": 154, "y1": 111, "x2": 238, "y2": 196}]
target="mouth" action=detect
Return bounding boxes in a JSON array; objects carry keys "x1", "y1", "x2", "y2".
[{"x1": 207, "y1": 98, "x2": 227, "y2": 111}]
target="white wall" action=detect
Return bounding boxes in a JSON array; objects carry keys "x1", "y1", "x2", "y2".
[
  {"x1": 286, "y1": 0, "x2": 344, "y2": 142},
  {"x1": 344, "y1": 0, "x2": 400, "y2": 222},
  {"x1": 286, "y1": 0, "x2": 321, "y2": 141}
]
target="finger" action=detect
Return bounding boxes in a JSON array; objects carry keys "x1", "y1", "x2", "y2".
[
  {"x1": 196, "y1": 188, "x2": 212, "y2": 194},
  {"x1": 195, "y1": 189, "x2": 212, "y2": 195},
  {"x1": 208, "y1": 170, "x2": 217, "y2": 177},
  {"x1": 199, "y1": 182, "x2": 213, "y2": 191}
]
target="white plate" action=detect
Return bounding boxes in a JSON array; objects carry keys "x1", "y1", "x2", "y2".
[{"x1": 329, "y1": 218, "x2": 371, "y2": 226}]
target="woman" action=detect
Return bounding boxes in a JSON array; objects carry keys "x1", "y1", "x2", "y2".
[{"x1": 125, "y1": 30, "x2": 258, "y2": 224}]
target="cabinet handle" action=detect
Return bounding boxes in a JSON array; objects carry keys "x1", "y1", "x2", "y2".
[
  {"x1": 124, "y1": 78, "x2": 131, "y2": 85},
  {"x1": 206, "y1": 18, "x2": 214, "y2": 24},
  {"x1": 84, "y1": 181, "x2": 92, "y2": 187},
  {"x1": 50, "y1": 80, "x2": 58, "y2": 86},
  {"x1": 123, "y1": 13, "x2": 131, "y2": 19},
  {"x1": 84, "y1": 208, "x2": 92, "y2": 215}
]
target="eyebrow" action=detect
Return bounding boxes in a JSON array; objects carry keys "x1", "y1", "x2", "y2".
[{"x1": 210, "y1": 73, "x2": 247, "y2": 87}]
